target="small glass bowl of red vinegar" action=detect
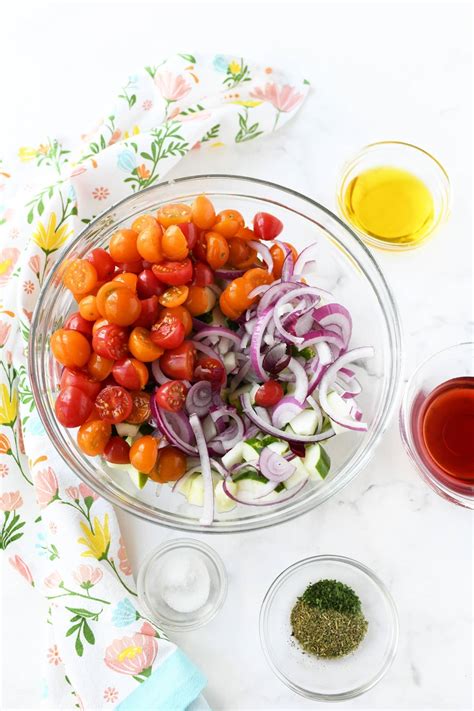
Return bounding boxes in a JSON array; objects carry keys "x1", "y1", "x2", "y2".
[{"x1": 400, "y1": 342, "x2": 474, "y2": 508}]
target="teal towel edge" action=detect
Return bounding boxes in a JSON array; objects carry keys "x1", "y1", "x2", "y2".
[{"x1": 117, "y1": 649, "x2": 207, "y2": 711}]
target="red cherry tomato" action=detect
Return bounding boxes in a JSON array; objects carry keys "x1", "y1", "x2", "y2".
[
  {"x1": 192, "y1": 232, "x2": 208, "y2": 263},
  {"x1": 133, "y1": 295, "x2": 160, "y2": 328},
  {"x1": 150, "y1": 313, "x2": 185, "y2": 350},
  {"x1": 60, "y1": 368, "x2": 102, "y2": 400},
  {"x1": 253, "y1": 212, "x2": 283, "y2": 240},
  {"x1": 193, "y1": 262, "x2": 214, "y2": 287},
  {"x1": 55, "y1": 386, "x2": 94, "y2": 427},
  {"x1": 64, "y1": 312, "x2": 93, "y2": 338},
  {"x1": 112, "y1": 358, "x2": 149, "y2": 390},
  {"x1": 92, "y1": 325, "x2": 129, "y2": 360},
  {"x1": 194, "y1": 357, "x2": 226, "y2": 387},
  {"x1": 160, "y1": 341, "x2": 196, "y2": 380},
  {"x1": 95, "y1": 386, "x2": 133, "y2": 424},
  {"x1": 178, "y1": 222, "x2": 199, "y2": 249},
  {"x1": 86, "y1": 248, "x2": 116, "y2": 281},
  {"x1": 117, "y1": 260, "x2": 144, "y2": 274},
  {"x1": 152, "y1": 258, "x2": 193, "y2": 286},
  {"x1": 103, "y1": 436, "x2": 131, "y2": 464},
  {"x1": 254, "y1": 380, "x2": 284, "y2": 407},
  {"x1": 154, "y1": 380, "x2": 187, "y2": 412},
  {"x1": 136, "y1": 269, "x2": 165, "y2": 299}
]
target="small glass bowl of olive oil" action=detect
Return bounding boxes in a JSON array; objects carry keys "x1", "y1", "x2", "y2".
[{"x1": 337, "y1": 141, "x2": 450, "y2": 251}]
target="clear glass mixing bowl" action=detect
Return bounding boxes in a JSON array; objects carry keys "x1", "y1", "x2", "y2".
[{"x1": 29, "y1": 175, "x2": 402, "y2": 532}]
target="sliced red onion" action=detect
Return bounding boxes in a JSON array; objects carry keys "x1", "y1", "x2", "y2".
[
  {"x1": 193, "y1": 326, "x2": 241, "y2": 348},
  {"x1": 315, "y1": 341, "x2": 333, "y2": 365},
  {"x1": 171, "y1": 465, "x2": 202, "y2": 493},
  {"x1": 281, "y1": 250, "x2": 295, "y2": 280},
  {"x1": 151, "y1": 398, "x2": 197, "y2": 456},
  {"x1": 259, "y1": 447, "x2": 296, "y2": 482},
  {"x1": 262, "y1": 342, "x2": 291, "y2": 375},
  {"x1": 192, "y1": 340, "x2": 225, "y2": 366},
  {"x1": 286, "y1": 357, "x2": 309, "y2": 402},
  {"x1": 209, "y1": 458, "x2": 229, "y2": 478},
  {"x1": 229, "y1": 360, "x2": 251, "y2": 392},
  {"x1": 272, "y1": 396, "x2": 305, "y2": 429},
  {"x1": 318, "y1": 347, "x2": 374, "y2": 431},
  {"x1": 215, "y1": 267, "x2": 246, "y2": 280},
  {"x1": 189, "y1": 413, "x2": 214, "y2": 526},
  {"x1": 151, "y1": 360, "x2": 170, "y2": 384},
  {"x1": 313, "y1": 304, "x2": 352, "y2": 347},
  {"x1": 186, "y1": 381, "x2": 213, "y2": 417},
  {"x1": 241, "y1": 393, "x2": 334, "y2": 443},
  {"x1": 209, "y1": 408, "x2": 245, "y2": 452},
  {"x1": 248, "y1": 284, "x2": 270, "y2": 300},
  {"x1": 250, "y1": 308, "x2": 274, "y2": 381},
  {"x1": 273, "y1": 286, "x2": 330, "y2": 345},
  {"x1": 308, "y1": 360, "x2": 327, "y2": 395},
  {"x1": 222, "y1": 474, "x2": 308, "y2": 507},
  {"x1": 248, "y1": 240, "x2": 273, "y2": 273},
  {"x1": 293, "y1": 243, "x2": 319, "y2": 275},
  {"x1": 302, "y1": 328, "x2": 345, "y2": 351},
  {"x1": 257, "y1": 280, "x2": 296, "y2": 316}
]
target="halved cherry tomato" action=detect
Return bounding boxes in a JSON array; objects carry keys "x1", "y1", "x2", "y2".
[
  {"x1": 151, "y1": 313, "x2": 185, "y2": 350},
  {"x1": 116, "y1": 260, "x2": 144, "y2": 274},
  {"x1": 152, "y1": 258, "x2": 193, "y2": 286},
  {"x1": 128, "y1": 327, "x2": 164, "y2": 362},
  {"x1": 242, "y1": 267, "x2": 273, "y2": 290},
  {"x1": 77, "y1": 420, "x2": 112, "y2": 456},
  {"x1": 92, "y1": 324, "x2": 129, "y2": 360},
  {"x1": 79, "y1": 295, "x2": 100, "y2": 321},
  {"x1": 64, "y1": 312, "x2": 93, "y2": 338},
  {"x1": 87, "y1": 248, "x2": 116, "y2": 281},
  {"x1": 227, "y1": 238, "x2": 251, "y2": 268},
  {"x1": 96, "y1": 282, "x2": 125, "y2": 317},
  {"x1": 192, "y1": 232, "x2": 208, "y2": 262},
  {"x1": 148, "y1": 446, "x2": 186, "y2": 483},
  {"x1": 95, "y1": 386, "x2": 133, "y2": 424},
  {"x1": 194, "y1": 357, "x2": 226, "y2": 386},
  {"x1": 101, "y1": 286, "x2": 141, "y2": 326},
  {"x1": 270, "y1": 243, "x2": 298, "y2": 279},
  {"x1": 63, "y1": 259, "x2": 98, "y2": 295},
  {"x1": 185, "y1": 285, "x2": 216, "y2": 316},
  {"x1": 191, "y1": 195, "x2": 216, "y2": 229},
  {"x1": 219, "y1": 291, "x2": 241, "y2": 320},
  {"x1": 130, "y1": 435, "x2": 158, "y2": 473},
  {"x1": 213, "y1": 209, "x2": 245, "y2": 238},
  {"x1": 137, "y1": 221, "x2": 163, "y2": 262},
  {"x1": 157, "y1": 203, "x2": 192, "y2": 228},
  {"x1": 160, "y1": 306, "x2": 193, "y2": 337},
  {"x1": 254, "y1": 380, "x2": 284, "y2": 407},
  {"x1": 51, "y1": 329, "x2": 91, "y2": 368},
  {"x1": 136, "y1": 269, "x2": 165, "y2": 299},
  {"x1": 205, "y1": 232, "x2": 229, "y2": 269},
  {"x1": 87, "y1": 353, "x2": 114, "y2": 381},
  {"x1": 109, "y1": 229, "x2": 140, "y2": 263},
  {"x1": 113, "y1": 272, "x2": 138, "y2": 292},
  {"x1": 154, "y1": 380, "x2": 187, "y2": 412},
  {"x1": 158, "y1": 285, "x2": 189, "y2": 308},
  {"x1": 235, "y1": 226, "x2": 257, "y2": 241},
  {"x1": 220, "y1": 277, "x2": 253, "y2": 314},
  {"x1": 132, "y1": 213, "x2": 159, "y2": 233},
  {"x1": 127, "y1": 391, "x2": 151, "y2": 424},
  {"x1": 133, "y1": 295, "x2": 160, "y2": 328},
  {"x1": 103, "y1": 436, "x2": 130, "y2": 464},
  {"x1": 160, "y1": 341, "x2": 196, "y2": 380},
  {"x1": 193, "y1": 262, "x2": 214, "y2": 287},
  {"x1": 112, "y1": 357, "x2": 149, "y2": 390},
  {"x1": 55, "y1": 386, "x2": 94, "y2": 427},
  {"x1": 162, "y1": 225, "x2": 189, "y2": 261},
  {"x1": 253, "y1": 212, "x2": 283, "y2": 240},
  {"x1": 60, "y1": 368, "x2": 101, "y2": 400},
  {"x1": 178, "y1": 222, "x2": 198, "y2": 249}
]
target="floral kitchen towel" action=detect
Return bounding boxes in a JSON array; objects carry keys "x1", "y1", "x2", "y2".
[{"x1": 0, "y1": 53, "x2": 308, "y2": 709}]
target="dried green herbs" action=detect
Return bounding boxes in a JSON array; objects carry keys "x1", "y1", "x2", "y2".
[{"x1": 291, "y1": 579, "x2": 368, "y2": 658}]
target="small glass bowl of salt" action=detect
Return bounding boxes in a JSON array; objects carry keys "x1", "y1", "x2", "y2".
[{"x1": 137, "y1": 538, "x2": 227, "y2": 631}]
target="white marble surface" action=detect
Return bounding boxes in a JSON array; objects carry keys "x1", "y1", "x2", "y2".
[{"x1": 1, "y1": 1, "x2": 473, "y2": 709}]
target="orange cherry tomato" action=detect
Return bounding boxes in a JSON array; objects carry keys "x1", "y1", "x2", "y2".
[
  {"x1": 63, "y1": 259, "x2": 98, "y2": 295},
  {"x1": 130, "y1": 435, "x2": 158, "y2": 473},
  {"x1": 185, "y1": 285, "x2": 216, "y2": 316},
  {"x1": 219, "y1": 291, "x2": 242, "y2": 320},
  {"x1": 161, "y1": 225, "x2": 189, "y2": 261},
  {"x1": 128, "y1": 327, "x2": 164, "y2": 362},
  {"x1": 102, "y1": 286, "x2": 141, "y2": 326},
  {"x1": 212, "y1": 209, "x2": 245, "y2": 238},
  {"x1": 160, "y1": 305, "x2": 193, "y2": 337},
  {"x1": 50, "y1": 329, "x2": 91, "y2": 368},
  {"x1": 127, "y1": 391, "x2": 152, "y2": 424},
  {"x1": 132, "y1": 213, "x2": 159, "y2": 233},
  {"x1": 148, "y1": 446, "x2": 187, "y2": 483},
  {"x1": 96, "y1": 282, "x2": 125, "y2": 317},
  {"x1": 236, "y1": 226, "x2": 257, "y2": 241},
  {"x1": 191, "y1": 195, "x2": 216, "y2": 229},
  {"x1": 227, "y1": 238, "x2": 251, "y2": 268},
  {"x1": 270, "y1": 243, "x2": 298, "y2": 279},
  {"x1": 109, "y1": 228, "x2": 140, "y2": 263},
  {"x1": 242, "y1": 267, "x2": 273, "y2": 290},
  {"x1": 158, "y1": 285, "x2": 189, "y2": 308},
  {"x1": 113, "y1": 272, "x2": 138, "y2": 292},
  {"x1": 221, "y1": 277, "x2": 253, "y2": 313},
  {"x1": 157, "y1": 203, "x2": 192, "y2": 228},
  {"x1": 136, "y1": 221, "x2": 163, "y2": 262},
  {"x1": 87, "y1": 353, "x2": 114, "y2": 381},
  {"x1": 205, "y1": 232, "x2": 230, "y2": 269},
  {"x1": 79, "y1": 294, "x2": 100, "y2": 321},
  {"x1": 77, "y1": 419, "x2": 112, "y2": 456}
]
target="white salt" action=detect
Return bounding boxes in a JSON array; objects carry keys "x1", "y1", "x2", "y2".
[{"x1": 158, "y1": 551, "x2": 210, "y2": 613}]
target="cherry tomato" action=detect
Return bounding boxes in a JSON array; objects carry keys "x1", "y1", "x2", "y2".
[
  {"x1": 192, "y1": 232, "x2": 208, "y2": 262},
  {"x1": 78, "y1": 295, "x2": 100, "y2": 321},
  {"x1": 133, "y1": 295, "x2": 160, "y2": 328},
  {"x1": 160, "y1": 306, "x2": 193, "y2": 337},
  {"x1": 253, "y1": 212, "x2": 283, "y2": 240},
  {"x1": 162, "y1": 225, "x2": 189, "y2": 261},
  {"x1": 158, "y1": 285, "x2": 189, "y2": 308},
  {"x1": 64, "y1": 312, "x2": 93, "y2": 338},
  {"x1": 95, "y1": 386, "x2": 133, "y2": 424},
  {"x1": 113, "y1": 272, "x2": 138, "y2": 292},
  {"x1": 103, "y1": 436, "x2": 131, "y2": 464},
  {"x1": 178, "y1": 222, "x2": 198, "y2": 249},
  {"x1": 102, "y1": 286, "x2": 141, "y2": 326},
  {"x1": 51, "y1": 329, "x2": 91, "y2": 368},
  {"x1": 87, "y1": 248, "x2": 116, "y2": 281},
  {"x1": 194, "y1": 357, "x2": 226, "y2": 387},
  {"x1": 227, "y1": 238, "x2": 250, "y2": 267},
  {"x1": 254, "y1": 380, "x2": 284, "y2": 407},
  {"x1": 112, "y1": 357, "x2": 149, "y2": 390},
  {"x1": 77, "y1": 419, "x2": 112, "y2": 456},
  {"x1": 132, "y1": 213, "x2": 159, "y2": 233},
  {"x1": 109, "y1": 228, "x2": 140, "y2": 263},
  {"x1": 193, "y1": 262, "x2": 214, "y2": 287},
  {"x1": 148, "y1": 446, "x2": 186, "y2": 483},
  {"x1": 55, "y1": 386, "x2": 94, "y2": 427},
  {"x1": 205, "y1": 232, "x2": 230, "y2": 270},
  {"x1": 151, "y1": 313, "x2": 185, "y2": 350},
  {"x1": 116, "y1": 260, "x2": 144, "y2": 274},
  {"x1": 191, "y1": 195, "x2": 216, "y2": 229},
  {"x1": 87, "y1": 353, "x2": 114, "y2": 381},
  {"x1": 96, "y1": 282, "x2": 124, "y2": 317},
  {"x1": 63, "y1": 259, "x2": 98, "y2": 295},
  {"x1": 157, "y1": 203, "x2": 192, "y2": 228},
  {"x1": 235, "y1": 226, "x2": 257, "y2": 241},
  {"x1": 160, "y1": 341, "x2": 196, "y2": 380},
  {"x1": 92, "y1": 317, "x2": 109, "y2": 335},
  {"x1": 152, "y1": 258, "x2": 193, "y2": 286},
  {"x1": 270, "y1": 243, "x2": 298, "y2": 279},
  {"x1": 130, "y1": 435, "x2": 158, "y2": 473},
  {"x1": 213, "y1": 209, "x2": 245, "y2": 238},
  {"x1": 136, "y1": 269, "x2": 165, "y2": 299},
  {"x1": 60, "y1": 368, "x2": 101, "y2": 400},
  {"x1": 242, "y1": 268, "x2": 273, "y2": 290},
  {"x1": 137, "y1": 221, "x2": 163, "y2": 262},
  {"x1": 92, "y1": 324, "x2": 129, "y2": 360},
  {"x1": 219, "y1": 291, "x2": 241, "y2": 320},
  {"x1": 127, "y1": 390, "x2": 151, "y2": 424},
  {"x1": 154, "y1": 380, "x2": 187, "y2": 412},
  {"x1": 220, "y1": 277, "x2": 253, "y2": 314},
  {"x1": 128, "y1": 327, "x2": 164, "y2": 362},
  {"x1": 185, "y1": 285, "x2": 216, "y2": 316}
]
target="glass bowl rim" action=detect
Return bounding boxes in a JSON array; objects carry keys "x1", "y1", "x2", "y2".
[
  {"x1": 259, "y1": 553, "x2": 399, "y2": 701},
  {"x1": 29, "y1": 173, "x2": 403, "y2": 533}
]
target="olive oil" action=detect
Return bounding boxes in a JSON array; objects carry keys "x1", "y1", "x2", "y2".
[{"x1": 343, "y1": 166, "x2": 435, "y2": 246}]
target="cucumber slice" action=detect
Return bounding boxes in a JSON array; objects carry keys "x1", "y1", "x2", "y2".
[
  {"x1": 267, "y1": 440, "x2": 289, "y2": 456},
  {"x1": 221, "y1": 442, "x2": 244, "y2": 469},
  {"x1": 325, "y1": 390, "x2": 353, "y2": 434},
  {"x1": 175, "y1": 472, "x2": 199, "y2": 498},
  {"x1": 283, "y1": 459, "x2": 310, "y2": 489},
  {"x1": 215, "y1": 480, "x2": 237, "y2": 513},
  {"x1": 289, "y1": 409, "x2": 319, "y2": 436},
  {"x1": 242, "y1": 442, "x2": 260, "y2": 463},
  {"x1": 233, "y1": 469, "x2": 285, "y2": 492},
  {"x1": 187, "y1": 474, "x2": 205, "y2": 506},
  {"x1": 304, "y1": 443, "x2": 331, "y2": 480},
  {"x1": 116, "y1": 422, "x2": 140, "y2": 438},
  {"x1": 128, "y1": 468, "x2": 148, "y2": 490},
  {"x1": 202, "y1": 415, "x2": 217, "y2": 441},
  {"x1": 236, "y1": 479, "x2": 282, "y2": 501}
]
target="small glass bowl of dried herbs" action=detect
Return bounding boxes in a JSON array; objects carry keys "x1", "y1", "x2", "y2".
[{"x1": 259, "y1": 555, "x2": 399, "y2": 701}]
